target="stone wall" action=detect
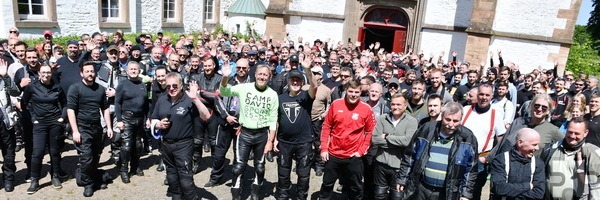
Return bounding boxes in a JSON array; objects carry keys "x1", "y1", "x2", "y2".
[
  {"x1": 489, "y1": 36, "x2": 561, "y2": 73},
  {"x1": 423, "y1": 0, "x2": 474, "y2": 28},
  {"x1": 419, "y1": 29, "x2": 468, "y2": 62}
]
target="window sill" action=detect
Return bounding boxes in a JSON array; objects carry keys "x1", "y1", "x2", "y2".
[
  {"x1": 15, "y1": 21, "x2": 59, "y2": 28},
  {"x1": 162, "y1": 22, "x2": 184, "y2": 28},
  {"x1": 100, "y1": 22, "x2": 131, "y2": 29}
]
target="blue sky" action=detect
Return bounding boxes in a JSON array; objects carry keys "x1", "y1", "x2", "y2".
[{"x1": 578, "y1": 0, "x2": 593, "y2": 25}]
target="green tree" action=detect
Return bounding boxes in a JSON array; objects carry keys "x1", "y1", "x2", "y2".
[
  {"x1": 567, "y1": 25, "x2": 600, "y2": 76},
  {"x1": 588, "y1": 0, "x2": 600, "y2": 51}
]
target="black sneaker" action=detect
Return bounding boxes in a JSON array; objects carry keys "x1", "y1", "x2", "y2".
[
  {"x1": 83, "y1": 185, "x2": 94, "y2": 197},
  {"x1": 204, "y1": 181, "x2": 218, "y2": 188},
  {"x1": 51, "y1": 177, "x2": 63, "y2": 189},
  {"x1": 27, "y1": 180, "x2": 39, "y2": 194},
  {"x1": 120, "y1": 172, "x2": 130, "y2": 184},
  {"x1": 266, "y1": 151, "x2": 275, "y2": 162}
]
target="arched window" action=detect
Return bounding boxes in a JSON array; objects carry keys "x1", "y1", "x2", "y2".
[{"x1": 364, "y1": 8, "x2": 408, "y2": 27}]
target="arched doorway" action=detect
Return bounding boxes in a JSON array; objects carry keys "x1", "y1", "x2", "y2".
[{"x1": 358, "y1": 8, "x2": 409, "y2": 53}]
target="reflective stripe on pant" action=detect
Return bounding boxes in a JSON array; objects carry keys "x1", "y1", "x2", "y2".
[{"x1": 120, "y1": 115, "x2": 144, "y2": 173}]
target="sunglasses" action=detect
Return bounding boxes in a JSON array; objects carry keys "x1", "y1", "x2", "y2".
[
  {"x1": 9, "y1": 31, "x2": 18, "y2": 34},
  {"x1": 144, "y1": 43, "x2": 152, "y2": 45},
  {"x1": 79, "y1": 43, "x2": 86, "y2": 46},
  {"x1": 341, "y1": 75, "x2": 352, "y2": 78},
  {"x1": 125, "y1": 44, "x2": 132, "y2": 47},
  {"x1": 533, "y1": 104, "x2": 549, "y2": 111},
  {"x1": 313, "y1": 62, "x2": 322, "y2": 65},
  {"x1": 574, "y1": 83, "x2": 584, "y2": 86},
  {"x1": 236, "y1": 67, "x2": 249, "y2": 70},
  {"x1": 166, "y1": 84, "x2": 179, "y2": 90},
  {"x1": 179, "y1": 54, "x2": 187, "y2": 57},
  {"x1": 120, "y1": 51, "x2": 127, "y2": 54}
]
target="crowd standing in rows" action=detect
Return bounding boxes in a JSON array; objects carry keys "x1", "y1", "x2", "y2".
[{"x1": 0, "y1": 26, "x2": 599, "y2": 200}]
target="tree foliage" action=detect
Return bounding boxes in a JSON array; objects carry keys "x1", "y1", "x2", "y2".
[
  {"x1": 588, "y1": 0, "x2": 600, "y2": 51},
  {"x1": 567, "y1": 25, "x2": 600, "y2": 76}
]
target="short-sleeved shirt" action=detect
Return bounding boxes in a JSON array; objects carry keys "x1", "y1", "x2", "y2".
[
  {"x1": 277, "y1": 91, "x2": 313, "y2": 144},
  {"x1": 67, "y1": 81, "x2": 108, "y2": 123},
  {"x1": 150, "y1": 95, "x2": 200, "y2": 140}
]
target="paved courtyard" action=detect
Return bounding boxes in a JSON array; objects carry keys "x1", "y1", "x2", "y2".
[{"x1": 0, "y1": 140, "x2": 490, "y2": 199}]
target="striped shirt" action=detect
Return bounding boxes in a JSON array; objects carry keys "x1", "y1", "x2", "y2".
[{"x1": 423, "y1": 134, "x2": 453, "y2": 187}]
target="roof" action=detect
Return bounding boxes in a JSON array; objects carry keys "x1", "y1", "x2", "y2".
[{"x1": 228, "y1": 0, "x2": 266, "y2": 16}]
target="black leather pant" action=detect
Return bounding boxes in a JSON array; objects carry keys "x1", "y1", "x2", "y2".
[
  {"x1": 373, "y1": 162, "x2": 403, "y2": 200},
  {"x1": 162, "y1": 138, "x2": 198, "y2": 200},
  {"x1": 276, "y1": 142, "x2": 311, "y2": 200},
  {"x1": 74, "y1": 121, "x2": 104, "y2": 187},
  {"x1": 231, "y1": 127, "x2": 268, "y2": 189},
  {"x1": 209, "y1": 122, "x2": 235, "y2": 182},
  {"x1": 0, "y1": 122, "x2": 15, "y2": 182},
  {"x1": 119, "y1": 113, "x2": 144, "y2": 173}
]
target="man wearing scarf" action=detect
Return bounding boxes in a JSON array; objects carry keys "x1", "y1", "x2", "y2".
[{"x1": 540, "y1": 117, "x2": 600, "y2": 199}]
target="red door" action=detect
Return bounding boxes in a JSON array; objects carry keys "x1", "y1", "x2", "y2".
[
  {"x1": 393, "y1": 30, "x2": 406, "y2": 53},
  {"x1": 357, "y1": 27, "x2": 366, "y2": 50}
]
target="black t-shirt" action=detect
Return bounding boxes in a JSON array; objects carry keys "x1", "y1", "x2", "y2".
[
  {"x1": 585, "y1": 113, "x2": 600, "y2": 147},
  {"x1": 67, "y1": 81, "x2": 108, "y2": 122},
  {"x1": 150, "y1": 95, "x2": 200, "y2": 140},
  {"x1": 55, "y1": 56, "x2": 83, "y2": 93},
  {"x1": 277, "y1": 91, "x2": 313, "y2": 144}
]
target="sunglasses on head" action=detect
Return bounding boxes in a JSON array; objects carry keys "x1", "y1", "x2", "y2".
[
  {"x1": 166, "y1": 84, "x2": 179, "y2": 89},
  {"x1": 533, "y1": 104, "x2": 548, "y2": 111}
]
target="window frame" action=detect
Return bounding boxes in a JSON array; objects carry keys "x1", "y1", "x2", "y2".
[
  {"x1": 203, "y1": 0, "x2": 215, "y2": 22},
  {"x1": 98, "y1": 0, "x2": 130, "y2": 28},
  {"x1": 12, "y1": 0, "x2": 58, "y2": 28},
  {"x1": 162, "y1": 0, "x2": 183, "y2": 27}
]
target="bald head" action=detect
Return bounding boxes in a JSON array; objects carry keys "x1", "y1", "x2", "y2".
[{"x1": 515, "y1": 128, "x2": 541, "y2": 158}]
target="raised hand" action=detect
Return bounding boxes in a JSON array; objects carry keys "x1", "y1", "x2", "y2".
[
  {"x1": 301, "y1": 55, "x2": 313, "y2": 69},
  {"x1": 186, "y1": 81, "x2": 200, "y2": 99},
  {"x1": 221, "y1": 62, "x2": 233, "y2": 77},
  {"x1": 0, "y1": 59, "x2": 7, "y2": 77}
]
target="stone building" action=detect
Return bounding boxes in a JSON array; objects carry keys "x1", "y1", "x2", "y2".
[{"x1": 0, "y1": 0, "x2": 582, "y2": 73}]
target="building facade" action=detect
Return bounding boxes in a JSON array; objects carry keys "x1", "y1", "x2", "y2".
[{"x1": 1, "y1": 0, "x2": 581, "y2": 74}]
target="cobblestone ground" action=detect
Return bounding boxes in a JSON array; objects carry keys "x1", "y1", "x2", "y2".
[{"x1": 0, "y1": 140, "x2": 490, "y2": 200}]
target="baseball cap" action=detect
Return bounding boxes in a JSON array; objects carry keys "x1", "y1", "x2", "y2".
[
  {"x1": 107, "y1": 45, "x2": 119, "y2": 52},
  {"x1": 66, "y1": 40, "x2": 79, "y2": 46},
  {"x1": 287, "y1": 70, "x2": 304, "y2": 80},
  {"x1": 311, "y1": 66, "x2": 324, "y2": 75},
  {"x1": 248, "y1": 50, "x2": 257, "y2": 55},
  {"x1": 43, "y1": 30, "x2": 53, "y2": 37},
  {"x1": 388, "y1": 78, "x2": 400, "y2": 88},
  {"x1": 289, "y1": 55, "x2": 299, "y2": 62}
]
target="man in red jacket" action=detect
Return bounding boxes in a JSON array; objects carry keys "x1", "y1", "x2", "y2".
[{"x1": 319, "y1": 79, "x2": 376, "y2": 200}]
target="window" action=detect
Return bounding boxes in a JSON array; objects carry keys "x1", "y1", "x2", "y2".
[
  {"x1": 102, "y1": 0, "x2": 120, "y2": 19},
  {"x1": 164, "y1": 0, "x2": 176, "y2": 21},
  {"x1": 17, "y1": 0, "x2": 45, "y2": 20},
  {"x1": 204, "y1": 0, "x2": 214, "y2": 21}
]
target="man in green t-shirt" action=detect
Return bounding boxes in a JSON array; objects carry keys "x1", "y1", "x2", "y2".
[{"x1": 219, "y1": 64, "x2": 278, "y2": 200}]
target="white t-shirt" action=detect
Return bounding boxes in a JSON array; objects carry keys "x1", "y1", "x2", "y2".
[{"x1": 462, "y1": 105, "x2": 507, "y2": 153}]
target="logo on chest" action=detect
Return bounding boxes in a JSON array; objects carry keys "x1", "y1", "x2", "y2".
[
  {"x1": 352, "y1": 113, "x2": 359, "y2": 120},
  {"x1": 176, "y1": 107, "x2": 186, "y2": 115}
]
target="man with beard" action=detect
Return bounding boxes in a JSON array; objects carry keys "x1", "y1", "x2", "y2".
[
  {"x1": 274, "y1": 57, "x2": 316, "y2": 200},
  {"x1": 56, "y1": 41, "x2": 85, "y2": 95},
  {"x1": 359, "y1": 76, "x2": 375, "y2": 98},
  {"x1": 371, "y1": 93, "x2": 418, "y2": 200},
  {"x1": 447, "y1": 73, "x2": 463, "y2": 96},
  {"x1": 247, "y1": 50, "x2": 261, "y2": 79},
  {"x1": 418, "y1": 94, "x2": 442, "y2": 127},
  {"x1": 395, "y1": 102, "x2": 478, "y2": 199},
  {"x1": 67, "y1": 61, "x2": 114, "y2": 197},
  {"x1": 189, "y1": 57, "x2": 227, "y2": 174},
  {"x1": 318, "y1": 79, "x2": 375, "y2": 200},
  {"x1": 167, "y1": 54, "x2": 188, "y2": 80},
  {"x1": 13, "y1": 47, "x2": 42, "y2": 182},
  {"x1": 454, "y1": 70, "x2": 480, "y2": 106},
  {"x1": 540, "y1": 117, "x2": 600, "y2": 199},
  {"x1": 461, "y1": 83, "x2": 507, "y2": 200},
  {"x1": 220, "y1": 64, "x2": 278, "y2": 200},
  {"x1": 490, "y1": 128, "x2": 545, "y2": 200},
  {"x1": 584, "y1": 94, "x2": 600, "y2": 147},
  {"x1": 130, "y1": 45, "x2": 143, "y2": 63},
  {"x1": 114, "y1": 62, "x2": 148, "y2": 183},
  {"x1": 140, "y1": 46, "x2": 167, "y2": 79},
  {"x1": 205, "y1": 58, "x2": 255, "y2": 187},
  {"x1": 406, "y1": 80, "x2": 429, "y2": 122},
  {"x1": 492, "y1": 81, "x2": 516, "y2": 129},
  {"x1": 427, "y1": 68, "x2": 453, "y2": 104}
]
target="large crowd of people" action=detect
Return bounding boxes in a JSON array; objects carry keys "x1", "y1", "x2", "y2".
[{"x1": 0, "y1": 26, "x2": 599, "y2": 200}]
